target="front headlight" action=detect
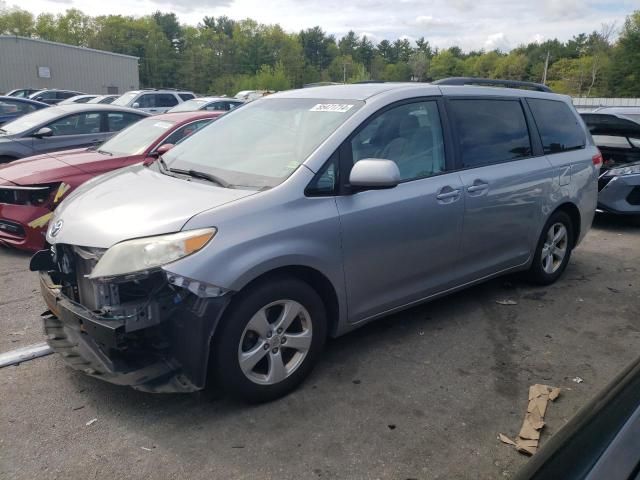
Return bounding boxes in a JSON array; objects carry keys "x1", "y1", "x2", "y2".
[
  {"x1": 606, "y1": 163, "x2": 640, "y2": 177},
  {"x1": 89, "y1": 228, "x2": 216, "y2": 279}
]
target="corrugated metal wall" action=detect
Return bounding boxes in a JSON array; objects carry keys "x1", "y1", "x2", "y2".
[{"x1": 0, "y1": 36, "x2": 139, "y2": 94}]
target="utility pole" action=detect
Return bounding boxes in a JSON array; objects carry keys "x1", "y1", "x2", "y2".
[{"x1": 542, "y1": 50, "x2": 550, "y2": 85}]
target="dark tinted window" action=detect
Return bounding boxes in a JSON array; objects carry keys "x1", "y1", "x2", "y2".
[
  {"x1": 137, "y1": 94, "x2": 156, "y2": 108},
  {"x1": 528, "y1": 99, "x2": 585, "y2": 154},
  {"x1": 449, "y1": 99, "x2": 531, "y2": 168},
  {"x1": 162, "y1": 119, "x2": 212, "y2": 145},
  {"x1": 179, "y1": 93, "x2": 195, "y2": 101},
  {"x1": 157, "y1": 94, "x2": 178, "y2": 107},
  {"x1": 107, "y1": 112, "x2": 144, "y2": 132},
  {"x1": 57, "y1": 91, "x2": 77, "y2": 100},
  {"x1": 46, "y1": 112, "x2": 101, "y2": 136}
]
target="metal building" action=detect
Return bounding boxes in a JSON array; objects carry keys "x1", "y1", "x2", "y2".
[{"x1": 0, "y1": 36, "x2": 139, "y2": 94}]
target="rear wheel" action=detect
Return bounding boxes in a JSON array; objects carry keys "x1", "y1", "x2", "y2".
[
  {"x1": 525, "y1": 211, "x2": 574, "y2": 285},
  {"x1": 213, "y1": 276, "x2": 327, "y2": 403}
]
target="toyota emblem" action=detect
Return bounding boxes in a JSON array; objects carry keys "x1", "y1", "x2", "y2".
[{"x1": 49, "y1": 219, "x2": 64, "y2": 238}]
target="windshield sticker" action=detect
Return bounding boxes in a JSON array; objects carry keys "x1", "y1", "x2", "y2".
[
  {"x1": 309, "y1": 104, "x2": 354, "y2": 113},
  {"x1": 153, "y1": 121, "x2": 172, "y2": 129}
]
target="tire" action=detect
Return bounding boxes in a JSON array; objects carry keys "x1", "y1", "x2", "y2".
[
  {"x1": 0, "y1": 156, "x2": 17, "y2": 164},
  {"x1": 525, "y1": 210, "x2": 574, "y2": 285},
  {"x1": 212, "y1": 276, "x2": 327, "y2": 403}
]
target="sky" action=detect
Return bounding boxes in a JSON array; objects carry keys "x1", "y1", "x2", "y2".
[{"x1": 15, "y1": 0, "x2": 639, "y2": 51}]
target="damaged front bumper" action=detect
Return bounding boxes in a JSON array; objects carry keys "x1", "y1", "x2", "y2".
[{"x1": 35, "y1": 250, "x2": 231, "y2": 393}]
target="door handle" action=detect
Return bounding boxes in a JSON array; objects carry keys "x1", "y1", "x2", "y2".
[
  {"x1": 467, "y1": 183, "x2": 489, "y2": 193},
  {"x1": 436, "y1": 188, "x2": 461, "y2": 200}
]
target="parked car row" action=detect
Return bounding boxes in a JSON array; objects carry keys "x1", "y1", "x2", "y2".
[
  {"x1": 0, "y1": 110, "x2": 222, "y2": 251},
  {"x1": 3, "y1": 88, "x2": 248, "y2": 124},
  {"x1": 15, "y1": 79, "x2": 603, "y2": 403}
]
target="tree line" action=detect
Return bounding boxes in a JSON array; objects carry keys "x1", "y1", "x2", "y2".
[{"x1": 1, "y1": 5, "x2": 639, "y2": 97}]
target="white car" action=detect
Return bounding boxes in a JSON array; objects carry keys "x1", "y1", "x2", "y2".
[{"x1": 112, "y1": 89, "x2": 196, "y2": 114}]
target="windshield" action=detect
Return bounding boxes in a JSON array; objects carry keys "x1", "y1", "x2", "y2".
[
  {"x1": 162, "y1": 98, "x2": 363, "y2": 189},
  {"x1": 0, "y1": 107, "x2": 65, "y2": 135},
  {"x1": 112, "y1": 92, "x2": 137, "y2": 106},
  {"x1": 169, "y1": 99, "x2": 209, "y2": 112},
  {"x1": 99, "y1": 117, "x2": 176, "y2": 156}
]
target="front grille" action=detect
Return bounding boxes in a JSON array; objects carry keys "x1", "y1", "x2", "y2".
[
  {"x1": 0, "y1": 219, "x2": 25, "y2": 237},
  {"x1": 598, "y1": 175, "x2": 613, "y2": 192},
  {"x1": 627, "y1": 187, "x2": 640, "y2": 206}
]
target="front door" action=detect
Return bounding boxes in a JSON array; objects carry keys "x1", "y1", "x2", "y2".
[
  {"x1": 33, "y1": 111, "x2": 107, "y2": 154},
  {"x1": 336, "y1": 99, "x2": 465, "y2": 322}
]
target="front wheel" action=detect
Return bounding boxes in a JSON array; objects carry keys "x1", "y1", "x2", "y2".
[
  {"x1": 525, "y1": 211, "x2": 574, "y2": 285},
  {"x1": 212, "y1": 276, "x2": 327, "y2": 403}
]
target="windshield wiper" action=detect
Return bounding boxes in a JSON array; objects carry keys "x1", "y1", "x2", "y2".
[
  {"x1": 168, "y1": 168, "x2": 231, "y2": 188},
  {"x1": 97, "y1": 149, "x2": 113, "y2": 156}
]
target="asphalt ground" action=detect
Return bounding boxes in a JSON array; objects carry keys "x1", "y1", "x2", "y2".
[{"x1": 1, "y1": 213, "x2": 639, "y2": 480}]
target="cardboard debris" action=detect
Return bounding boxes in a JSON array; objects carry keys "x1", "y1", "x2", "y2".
[
  {"x1": 498, "y1": 433, "x2": 517, "y2": 446},
  {"x1": 499, "y1": 384, "x2": 561, "y2": 457}
]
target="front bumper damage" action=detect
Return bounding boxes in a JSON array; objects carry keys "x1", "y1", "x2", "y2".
[{"x1": 32, "y1": 247, "x2": 231, "y2": 393}]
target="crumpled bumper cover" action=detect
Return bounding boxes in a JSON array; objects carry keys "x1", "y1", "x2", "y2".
[
  {"x1": 39, "y1": 270, "x2": 231, "y2": 393},
  {"x1": 0, "y1": 203, "x2": 52, "y2": 252},
  {"x1": 598, "y1": 173, "x2": 640, "y2": 215}
]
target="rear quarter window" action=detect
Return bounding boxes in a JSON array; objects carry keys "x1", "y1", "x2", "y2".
[{"x1": 527, "y1": 98, "x2": 585, "y2": 154}]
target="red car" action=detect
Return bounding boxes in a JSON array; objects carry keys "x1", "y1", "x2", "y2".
[{"x1": 0, "y1": 111, "x2": 222, "y2": 251}]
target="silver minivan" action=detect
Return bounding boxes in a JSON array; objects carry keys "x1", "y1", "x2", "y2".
[{"x1": 32, "y1": 81, "x2": 601, "y2": 402}]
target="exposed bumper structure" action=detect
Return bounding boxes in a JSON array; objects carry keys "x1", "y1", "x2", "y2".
[
  {"x1": 37, "y1": 265, "x2": 231, "y2": 393},
  {"x1": 598, "y1": 173, "x2": 640, "y2": 215}
]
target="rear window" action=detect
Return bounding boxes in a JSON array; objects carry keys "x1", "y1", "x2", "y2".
[
  {"x1": 528, "y1": 99, "x2": 585, "y2": 154},
  {"x1": 448, "y1": 99, "x2": 532, "y2": 168},
  {"x1": 179, "y1": 93, "x2": 195, "y2": 101}
]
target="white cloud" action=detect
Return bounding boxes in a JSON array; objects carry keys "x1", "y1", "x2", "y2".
[
  {"x1": 413, "y1": 15, "x2": 452, "y2": 28},
  {"x1": 484, "y1": 32, "x2": 510, "y2": 51},
  {"x1": 20, "y1": 0, "x2": 637, "y2": 52}
]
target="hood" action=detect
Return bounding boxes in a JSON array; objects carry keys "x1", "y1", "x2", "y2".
[
  {"x1": 47, "y1": 164, "x2": 257, "y2": 248},
  {"x1": 0, "y1": 149, "x2": 92, "y2": 185}
]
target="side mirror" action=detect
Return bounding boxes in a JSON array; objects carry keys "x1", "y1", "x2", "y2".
[
  {"x1": 155, "y1": 143, "x2": 174, "y2": 156},
  {"x1": 349, "y1": 159, "x2": 400, "y2": 190},
  {"x1": 132, "y1": 102, "x2": 140, "y2": 109},
  {"x1": 33, "y1": 127, "x2": 53, "y2": 139}
]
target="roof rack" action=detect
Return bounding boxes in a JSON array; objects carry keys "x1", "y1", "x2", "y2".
[{"x1": 433, "y1": 77, "x2": 552, "y2": 93}]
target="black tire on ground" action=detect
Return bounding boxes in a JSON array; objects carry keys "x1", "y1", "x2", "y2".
[
  {"x1": 525, "y1": 210, "x2": 575, "y2": 285},
  {"x1": 212, "y1": 276, "x2": 327, "y2": 403}
]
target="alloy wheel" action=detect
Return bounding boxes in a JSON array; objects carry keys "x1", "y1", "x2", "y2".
[
  {"x1": 541, "y1": 222, "x2": 568, "y2": 274},
  {"x1": 238, "y1": 300, "x2": 313, "y2": 385}
]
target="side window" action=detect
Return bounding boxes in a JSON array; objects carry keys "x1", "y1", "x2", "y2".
[
  {"x1": 527, "y1": 99, "x2": 585, "y2": 154},
  {"x1": 448, "y1": 99, "x2": 532, "y2": 168},
  {"x1": 0, "y1": 100, "x2": 36, "y2": 115},
  {"x1": 157, "y1": 94, "x2": 179, "y2": 108},
  {"x1": 46, "y1": 113, "x2": 101, "y2": 136},
  {"x1": 160, "y1": 120, "x2": 212, "y2": 146},
  {"x1": 350, "y1": 101, "x2": 446, "y2": 181},
  {"x1": 179, "y1": 93, "x2": 195, "y2": 101},
  {"x1": 306, "y1": 155, "x2": 338, "y2": 196},
  {"x1": 38, "y1": 91, "x2": 56, "y2": 100},
  {"x1": 137, "y1": 94, "x2": 156, "y2": 108},
  {"x1": 205, "y1": 102, "x2": 224, "y2": 111},
  {"x1": 228, "y1": 102, "x2": 241, "y2": 110},
  {"x1": 107, "y1": 112, "x2": 143, "y2": 132}
]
